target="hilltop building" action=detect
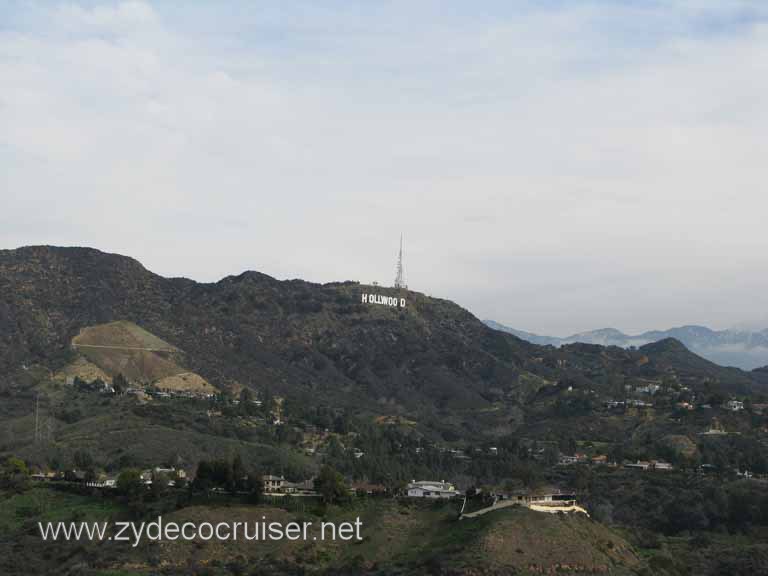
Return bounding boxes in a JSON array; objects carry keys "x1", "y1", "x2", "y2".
[{"x1": 406, "y1": 480, "x2": 458, "y2": 498}]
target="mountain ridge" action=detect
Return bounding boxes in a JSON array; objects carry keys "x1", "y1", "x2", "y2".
[
  {"x1": 1, "y1": 245, "x2": 765, "y2": 451},
  {"x1": 485, "y1": 319, "x2": 768, "y2": 370}
]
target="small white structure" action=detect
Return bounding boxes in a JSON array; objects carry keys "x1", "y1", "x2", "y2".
[
  {"x1": 86, "y1": 478, "x2": 117, "y2": 489},
  {"x1": 627, "y1": 399, "x2": 652, "y2": 408},
  {"x1": 726, "y1": 400, "x2": 744, "y2": 412},
  {"x1": 637, "y1": 384, "x2": 661, "y2": 395},
  {"x1": 406, "y1": 480, "x2": 458, "y2": 498}
]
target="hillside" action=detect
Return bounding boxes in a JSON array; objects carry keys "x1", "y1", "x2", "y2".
[
  {"x1": 67, "y1": 320, "x2": 216, "y2": 393},
  {"x1": 0, "y1": 488, "x2": 640, "y2": 576},
  {"x1": 1, "y1": 245, "x2": 766, "y2": 449},
  {"x1": 0, "y1": 246, "x2": 543, "y2": 440},
  {"x1": 3, "y1": 246, "x2": 768, "y2": 576}
]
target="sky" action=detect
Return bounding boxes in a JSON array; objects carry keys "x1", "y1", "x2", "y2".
[{"x1": 1, "y1": 1, "x2": 767, "y2": 336}]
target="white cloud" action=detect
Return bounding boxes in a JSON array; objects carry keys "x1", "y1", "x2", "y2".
[{"x1": 1, "y1": 1, "x2": 767, "y2": 334}]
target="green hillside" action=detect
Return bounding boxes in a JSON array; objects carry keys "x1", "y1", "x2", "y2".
[
  {"x1": 2, "y1": 246, "x2": 768, "y2": 576},
  {"x1": 0, "y1": 487, "x2": 639, "y2": 576}
]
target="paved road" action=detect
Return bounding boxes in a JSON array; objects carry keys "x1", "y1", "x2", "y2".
[{"x1": 460, "y1": 499, "x2": 589, "y2": 519}]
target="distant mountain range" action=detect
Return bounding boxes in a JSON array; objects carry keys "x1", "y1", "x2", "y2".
[{"x1": 484, "y1": 321, "x2": 768, "y2": 371}]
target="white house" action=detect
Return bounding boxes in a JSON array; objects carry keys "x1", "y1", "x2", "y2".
[
  {"x1": 262, "y1": 474, "x2": 285, "y2": 493},
  {"x1": 406, "y1": 480, "x2": 458, "y2": 498},
  {"x1": 726, "y1": 400, "x2": 744, "y2": 412}
]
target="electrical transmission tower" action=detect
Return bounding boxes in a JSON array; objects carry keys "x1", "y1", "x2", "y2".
[{"x1": 394, "y1": 234, "x2": 407, "y2": 289}]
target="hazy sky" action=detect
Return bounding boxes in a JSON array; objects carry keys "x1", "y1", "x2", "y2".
[{"x1": 2, "y1": 1, "x2": 767, "y2": 336}]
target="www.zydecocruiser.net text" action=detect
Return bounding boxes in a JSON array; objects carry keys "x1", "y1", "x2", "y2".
[{"x1": 38, "y1": 516, "x2": 364, "y2": 548}]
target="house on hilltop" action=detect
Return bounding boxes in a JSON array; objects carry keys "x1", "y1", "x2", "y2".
[{"x1": 406, "y1": 480, "x2": 458, "y2": 498}]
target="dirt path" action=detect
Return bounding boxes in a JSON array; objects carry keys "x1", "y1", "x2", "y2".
[{"x1": 72, "y1": 344, "x2": 175, "y2": 352}]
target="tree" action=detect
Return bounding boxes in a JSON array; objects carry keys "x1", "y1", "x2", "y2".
[
  {"x1": 113, "y1": 373, "x2": 129, "y2": 395},
  {"x1": 0, "y1": 456, "x2": 30, "y2": 492},
  {"x1": 592, "y1": 501, "x2": 614, "y2": 525},
  {"x1": 261, "y1": 386, "x2": 275, "y2": 417},
  {"x1": 708, "y1": 393, "x2": 726, "y2": 408},
  {"x1": 151, "y1": 471, "x2": 170, "y2": 497},
  {"x1": 239, "y1": 388, "x2": 258, "y2": 416},
  {"x1": 544, "y1": 444, "x2": 560, "y2": 467},
  {"x1": 243, "y1": 472, "x2": 264, "y2": 504},
  {"x1": 194, "y1": 460, "x2": 213, "y2": 492},
  {"x1": 511, "y1": 462, "x2": 543, "y2": 489},
  {"x1": 73, "y1": 449, "x2": 94, "y2": 470},
  {"x1": 117, "y1": 468, "x2": 144, "y2": 500},
  {"x1": 315, "y1": 465, "x2": 349, "y2": 505},
  {"x1": 333, "y1": 412, "x2": 350, "y2": 435},
  {"x1": 561, "y1": 436, "x2": 578, "y2": 455},
  {"x1": 232, "y1": 453, "x2": 246, "y2": 493}
]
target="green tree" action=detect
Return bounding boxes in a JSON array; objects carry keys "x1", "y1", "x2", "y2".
[
  {"x1": 315, "y1": 465, "x2": 349, "y2": 505},
  {"x1": 113, "y1": 373, "x2": 129, "y2": 395},
  {"x1": 1, "y1": 456, "x2": 30, "y2": 492},
  {"x1": 239, "y1": 388, "x2": 257, "y2": 415},
  {"x1": 151, "y1": 471, "x2": 170, "y2": 497},
  {"x1": 243, "y1": 472, "x2": 264, "y2": 504},
  {"x1": 232, "y1": 453, "x2": 246, "y2": 493},
  {"x1": 117, "y1": 468, "x2": 144, "y2": 501},
  {"x1": 544, "y1": 444, "x2": 560, "y2": 467},
  {"x1": 73, "y1": 449, "x2": 94, "y2": 470}
]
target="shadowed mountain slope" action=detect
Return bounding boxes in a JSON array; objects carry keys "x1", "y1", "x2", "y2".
[{"x1": 1, "y1": 246, "x2": 765, "y2": 443}]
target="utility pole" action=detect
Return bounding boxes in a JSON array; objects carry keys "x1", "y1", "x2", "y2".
[{"x1": 34, "y1": 392, "x2": 40, "y2": 443}]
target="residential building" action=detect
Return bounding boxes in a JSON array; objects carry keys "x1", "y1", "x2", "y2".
[
  {"x1": 627, "y1": 399, "x2": 652, "y2": 408},
  {"x1": 726, "y1": 399, "x2": 745, "y2": 412},
  {"x1": 406, "y1": 480, "x2": 458, "y2": 498},
  {"x1": 352, "y1": 482, "x2": 387, "y2": 496},
  {"x1": 282, "y1": 479, "x2": 316, "y2": 495},
  {"x1": 262, "y1": 474, "x2": 285, "y2": 493},
  {"x1": 636, "y1": 384, "x2": 661, "y2": 395},
  {"x1": 496, "y1": 487, "x2": 578, "y2": 508}
]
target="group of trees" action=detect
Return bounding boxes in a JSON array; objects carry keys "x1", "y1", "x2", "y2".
[
  {"x1": 314, "y1": 465, "x2": 349, "y2": 505},
  {"x1": 193, "y1": 454, "x2": 263, "y2": 500},
  {"x1": 583, "y1": 470, "x2": 768, "y2": 535},
  {"x1": 0, "y1": 456, "x2": 29, "y2": 492}
]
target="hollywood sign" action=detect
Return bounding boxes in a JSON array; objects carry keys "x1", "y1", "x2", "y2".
[{"x1": 362, "y1": 293, "x2": 406, "y2": 308}]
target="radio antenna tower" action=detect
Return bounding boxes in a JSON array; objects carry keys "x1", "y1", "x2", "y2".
[{"x1": 394, "y1": 234, "x2": 407, "y2": 289}]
